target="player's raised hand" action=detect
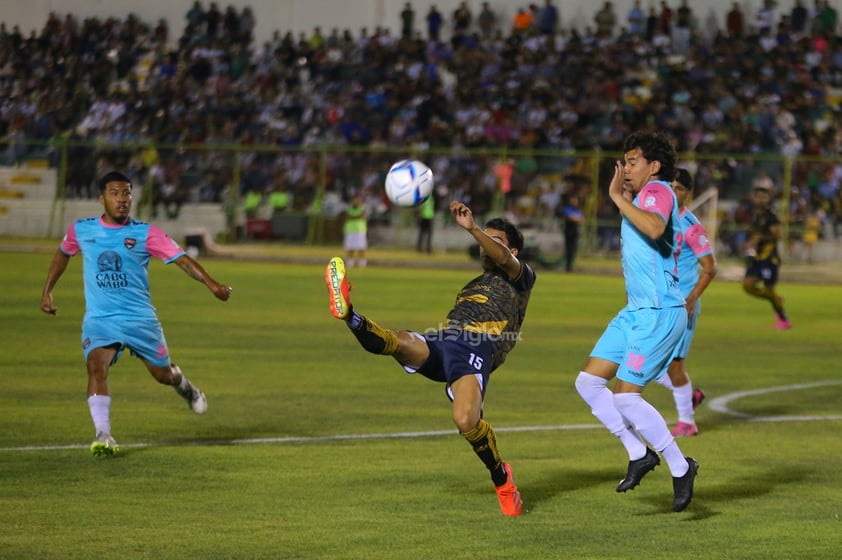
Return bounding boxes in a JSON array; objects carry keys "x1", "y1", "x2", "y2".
[
  {"x1": 450, "y1": 201, "x2": 476, "y2": 231},
  {"x1": 608, "y1": 160, "x2": 626, "y2": 202}
]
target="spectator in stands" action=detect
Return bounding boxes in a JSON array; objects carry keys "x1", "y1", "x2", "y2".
[
  {"x1": 673, "y1": 0, "x2": 693, "y2": 55},
  {"x1": 645, "y1": 5, "x2": 659, "y2": 41},
  {"x1": 627, "y1": 0, "x2": 645, "y2": 37},
  {"x1": 512, "y1": 8, "x2": 533, "y2": 35},
  {"x1": 452, "y1": 2, "x2": 472, "y2": 36},
  {"x1": 791, "y1": 0, "x2": 809, "y2": 36},
  {"x1": 659, "y1": 0, "x2": 673, "y2": 35},
  {"x1": 477, "y1": 2, "x2": 496, "y2": 40},
  {"x1": 537, "y1": 0, "x2": 559, "y2": 37},
  {"x1": 816, "y1": 0, "x2": 839, "y2": 35},
  {"x1": 426, "y1": 5, "x2": 443, "y2": 41},
  {"x1": 726, "y1": 2, "x2": 745, "y2": 38},
  {"x1": 400, "y1": 2, "x2": 415, "y2": 39},
  {"x1": 151, "y1": 155, "x2": 186, "y2": 219},
  {"x1": 756, "y1": 0, "x2": 777, "y2": 36},
  {"x1": 594, "y1": 1, "x2": 617, "y2": 39}
]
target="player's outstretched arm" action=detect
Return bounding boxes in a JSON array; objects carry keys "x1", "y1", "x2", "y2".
[
  {"x1": 173, "y1": 254, "x2": 232, "y2": 301},
  {"x1": 40, "y1": 249, "x2": 71, "y2": 315},
  {"x1": 450, "y1": 200, "x2": 521, "y2": 279}
]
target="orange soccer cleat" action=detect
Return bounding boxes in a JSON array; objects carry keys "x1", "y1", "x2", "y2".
[
  {"x1": 495, "y1": 462, "x2": 523, "y2": 517},
  {"x1": 325, "y1": 257, "x2": 352, "y2": 320}
]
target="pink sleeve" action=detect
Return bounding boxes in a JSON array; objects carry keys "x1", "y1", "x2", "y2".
[
  {"x1": 637, "y1": 182, "x2": 675, "y2": 221},
  {"x1": 60, "y1": 224, "x2": 80, "y2": 256},
  {"x1": 147, "y1": 224, "x2": 185, "y2": 262},
  {"x1": 684, "y1": 223, "x2": 713, "y2": 257}
]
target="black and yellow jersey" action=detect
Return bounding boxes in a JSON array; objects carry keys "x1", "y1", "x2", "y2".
[
  {"x1": 443, "y1": 263, "x2": 536, "y2": 370},
  {"x1": 750, "y1": 209, "x2": 781, "y2": 263}
]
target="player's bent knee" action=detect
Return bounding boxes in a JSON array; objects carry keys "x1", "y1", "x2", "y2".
[
  {"x1": 452, "y1": 410, "x2": 481, "y2": 433},
  {"x1": 575, "y1": 371, "x2": 606, "y2": 396}
]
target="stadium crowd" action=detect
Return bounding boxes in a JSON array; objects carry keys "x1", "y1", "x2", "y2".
[{"x1": 2, "y1": 1, "x2": 842, "y2": 250}]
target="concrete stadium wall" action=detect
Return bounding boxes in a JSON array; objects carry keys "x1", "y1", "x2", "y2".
[
  {"x1": 0, "y1": 165, "x2": 226, "y2": 242},
  {"x1": 3, "y1": 0, "x2": 796, "y2": 46},
  {"x1": 0, "y1": 197, "x2": 227, "y2": 242}
]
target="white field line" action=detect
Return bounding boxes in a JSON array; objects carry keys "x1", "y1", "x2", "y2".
[
  {"x1": 2, "y1": 381, "x2": 841, "y2": 453},
  {"x1": 706, "y1": 380, "x2": 842, "y2": 420}
]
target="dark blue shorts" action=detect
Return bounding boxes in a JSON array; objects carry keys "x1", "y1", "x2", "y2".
[{"x1": 408, "y1": 329, "x2": 494, "y2": 400}]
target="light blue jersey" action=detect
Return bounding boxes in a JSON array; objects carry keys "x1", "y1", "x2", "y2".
[
  {"x1": 676, "y1": 207, "x2": 713, "y2": 300},
  {"x1": 668, "y1": 207, "x2": 714, "y2": 361},
  {"x1": 61, "y1": 217, "x2": 185, "y2": 321},
  {"x1": 622, "y1": 180, "x2": 685, "y2": 310},
  {"x1": 60, "y1": 216, "x2": 185, "y2": 366}
]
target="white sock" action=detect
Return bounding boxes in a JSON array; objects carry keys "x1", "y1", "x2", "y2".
[
  {"x1": 673, "y1": 382, "x2": 695, "y2": 424},
  {"x1": 660, "y1": 441, "x2": 690, "y2": 477},
  {"x1": 575, "y1": 372, "x2": 646, "y2": 459},
  {"x1": 655, "y1": 374, "x2": 674, "y2": 390},
  {"x1": 88, "y1": 394, "x2": 112, "y2": 435},
  {"x1": 613, "y1": 392, "x2": 688, "y2": 476}
]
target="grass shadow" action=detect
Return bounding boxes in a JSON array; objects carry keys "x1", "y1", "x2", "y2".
[{"x1": 521, "y1": 467, "x2": 621, "y2": 508}]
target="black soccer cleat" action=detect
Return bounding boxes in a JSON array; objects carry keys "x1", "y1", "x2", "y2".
[
  {"x1": 616, "y1": 447, "x2": 661, "y2": 493},
  {"x1": 672, "y1": 457, "x2": 699, "y2": 512}
]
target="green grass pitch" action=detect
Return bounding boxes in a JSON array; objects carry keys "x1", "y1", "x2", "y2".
[{"x1": 1, "y1": 250, "x2": 840, "y2": 559}]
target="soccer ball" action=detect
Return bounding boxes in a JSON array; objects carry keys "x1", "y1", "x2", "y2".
[{"x1": 384, "y1": 159, "x2": 434, "y2": 207}]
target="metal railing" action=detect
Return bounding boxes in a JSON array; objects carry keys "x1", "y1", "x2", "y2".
[{"x1": 5, "y1": 137, "x2": 839, "y2": 258}]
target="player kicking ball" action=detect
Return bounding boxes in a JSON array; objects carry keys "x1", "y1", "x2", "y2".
[{"x1": 325, "y1": 201, "x2": 536, "y2": 516}]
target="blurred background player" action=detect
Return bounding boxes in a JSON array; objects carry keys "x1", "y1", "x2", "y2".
[
  {"x1": 325, "y1": 200, "x2": 536, "y2": 516},
  {"x1": 342, "y1": 192, "x2": 369, "y2": 268},
  {"x1": 573, "y1": 131, "x2": 698, "y2": 513},
  {"x1": 741, "y1": 183, "x2": 791, "y2": 329},
  {"x1": 655, "y1": 168, "x2": 717, "y2": 437},
  {"x1": 560, "y1": 192, "x2": 584, "y2": 272},
  {"x1": 416, "y1": 193, "x2": 434, "y2": 254},
  {"x1": 40, "y1": 171, "x2": 232, "y2": 457}
]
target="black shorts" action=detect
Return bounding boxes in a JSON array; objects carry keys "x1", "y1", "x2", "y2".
[{"x1": 745, "y1": 258, "x2": 779, "y2": 286}]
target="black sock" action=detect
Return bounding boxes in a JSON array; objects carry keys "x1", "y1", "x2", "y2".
[
  {"x1": 462, "y1": 420, "x2": 508, "y2": 486},
  {"x1": 347, "y1": 311, "x2": 397, "y2": 355}
]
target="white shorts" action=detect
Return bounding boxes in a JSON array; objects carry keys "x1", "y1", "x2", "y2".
[{"x1": 343, "y1": 232, "x2": 367, "y2": 251}]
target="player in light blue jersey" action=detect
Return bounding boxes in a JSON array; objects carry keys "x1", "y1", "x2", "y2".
[
  {"x1": 655, "y1": 169, "x2": 717, "y2": 437},
  {"x1": 40, "y1": 171, "x2": 233, "y2": 457},
  {"x1": 573, "y1": 132, "x2": 698, "y2": 512}
]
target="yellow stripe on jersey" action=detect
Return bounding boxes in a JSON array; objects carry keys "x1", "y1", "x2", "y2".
[
  {"x1": 457, "y1": 294, "x2": 489, "y2": 304},
  {"x1": 463, "y1": 320, "x2": 508, "y2": 336}
]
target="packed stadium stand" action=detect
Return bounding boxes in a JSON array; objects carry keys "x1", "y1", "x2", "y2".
[{"x1": 1, "y1": 1, "x2": 841, "y2": 260}]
